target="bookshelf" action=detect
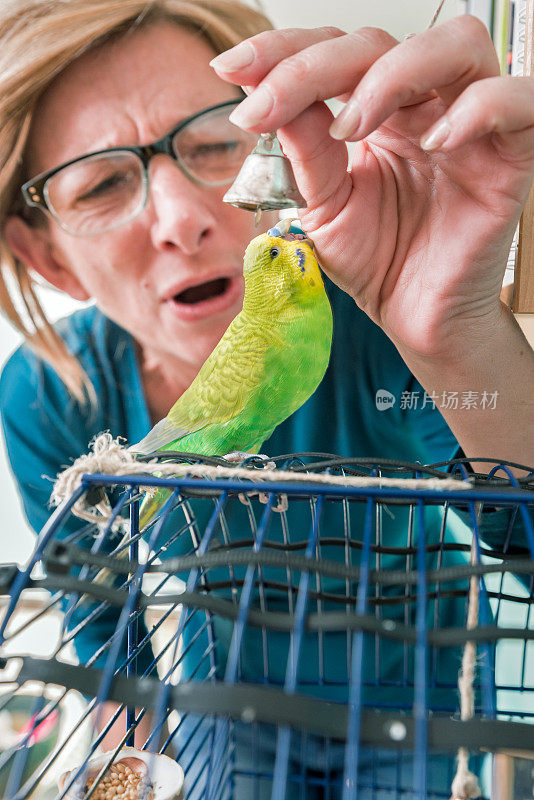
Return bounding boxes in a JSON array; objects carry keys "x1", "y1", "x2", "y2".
[
  {"x1": 515, "y1": 0, "x2": 534, "y2": 312},
  {"x1": 469, "y1": 0, "x2": 534, "y2": 314}
]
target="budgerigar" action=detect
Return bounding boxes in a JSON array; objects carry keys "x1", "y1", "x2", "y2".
[
  {"x1": 135, "y1": 217, "x2": 332, "y2": 524},
  {"x1": 91, "y1": 219, "x2": 332, "y2": 586}
]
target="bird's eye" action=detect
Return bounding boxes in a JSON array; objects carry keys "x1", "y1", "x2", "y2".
[{"x1": 270, "y1": 246, "x2": 280, "y2": 259}]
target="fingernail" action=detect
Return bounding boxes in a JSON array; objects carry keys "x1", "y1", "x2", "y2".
[
  {"x1": 329, "y1": 98, "x2": 362, "y2": 141},
  {"x1": 420, "y1": 117, "x2": 451, "y2": 150},
  {"x1": 228, "y1": 85, "x2": 274, "y2": 128},
  {"x1": 210, "y1": 41, "x2": 255, "y2": 72}
]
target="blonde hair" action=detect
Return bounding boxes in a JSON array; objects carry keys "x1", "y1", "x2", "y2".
[{"x1": 0, "y1": 0, "x2": 272, "y2": 404}]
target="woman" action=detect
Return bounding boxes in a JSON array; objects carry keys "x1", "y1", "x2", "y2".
[{"x1": 0, "y1": 0, "x2": 532, "y2": 796}]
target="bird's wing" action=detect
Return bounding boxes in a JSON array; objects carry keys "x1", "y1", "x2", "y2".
[
  {"x1": 133, "y1": 315, "x2": 282, "y2": 454},
  {"x1": 132, "y1": 416, "x2": 192, "y2": 455}
]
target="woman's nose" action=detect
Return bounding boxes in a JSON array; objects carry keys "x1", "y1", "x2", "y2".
[{"x1": 147, "y1": 155, "x2": 218, "y2": 255}]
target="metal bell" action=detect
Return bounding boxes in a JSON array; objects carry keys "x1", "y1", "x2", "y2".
[{"x1": 223, "y1": 132, "x2": 306, "y2": 212}]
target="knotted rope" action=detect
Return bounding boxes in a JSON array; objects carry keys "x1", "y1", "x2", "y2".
[
  {"x1": 450, "y1": 540, "x2": 482, "y2": 800},
  {"x1": 51, "y1": 432, "x2": 469, "y2": 524}
]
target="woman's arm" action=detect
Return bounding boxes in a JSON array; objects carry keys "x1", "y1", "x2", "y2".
[{"x1": 396, "y1": 304, "x2": 534, "y2": 474}]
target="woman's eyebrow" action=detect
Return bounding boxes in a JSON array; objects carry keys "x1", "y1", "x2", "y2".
[{"x1": 43, "y1": 98, "x2": 247, "y2": 172}]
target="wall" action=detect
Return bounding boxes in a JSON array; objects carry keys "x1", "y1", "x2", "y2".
[
  {"x1": 262, "y1": 0, "x2": 467, "y2": 35},
  {"x1": 0, "y1": 289, "x2": 81, "y2": 565},
  {"x1": 0, "y1": 315, "x2": 31, "y2": 563}
]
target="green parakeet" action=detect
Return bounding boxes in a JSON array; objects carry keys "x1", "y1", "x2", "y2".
[
  {"x1": 85, "y1": 218, "x2": 332, "y2": 593},
  {"x1": 131, "y1": 219, "x2": 332, "y2": 530}
]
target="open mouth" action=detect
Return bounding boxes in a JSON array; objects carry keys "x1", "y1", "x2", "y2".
[
  {"x1": 164, "y1": 274, "x2": 241, "y2": 322},
  {"x1": 174, "y1": 277, "x2": 230, "y2": 305}
]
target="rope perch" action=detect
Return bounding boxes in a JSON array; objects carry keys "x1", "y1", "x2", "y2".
[{"x1": 51, "y1": 433, "x2": 470, "y2": 524}]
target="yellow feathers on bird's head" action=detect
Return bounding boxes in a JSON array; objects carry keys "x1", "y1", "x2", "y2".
[{"x1": 243, "y1": 219, "x2": 325, "y2": 302}]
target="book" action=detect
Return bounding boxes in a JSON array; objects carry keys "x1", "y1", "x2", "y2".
[
  {"x1": 511, "y1": 0, "x2": 527, "y2": 76},
  {"x1": 493, "y1": 0, "x2": 512, "y2": 72}
]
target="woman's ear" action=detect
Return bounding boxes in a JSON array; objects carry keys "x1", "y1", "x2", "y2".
[{"x1": 4, "y1": 215, "x2": 91, "y2": 301}]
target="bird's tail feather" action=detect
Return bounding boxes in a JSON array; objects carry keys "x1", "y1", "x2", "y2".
[
  {"x1": 131, "y1": 417, "x2": 192, "y2": 456},
  {"x1": 139, "y1": 486, "x2": 173, "y2": 530}
]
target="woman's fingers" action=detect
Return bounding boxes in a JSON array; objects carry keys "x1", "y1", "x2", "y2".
[
  {"x1": 212, "y1": 27, "x2": 397, "y2": 132},
  {"x1": 273, "y1": 101, "x2": 351, "y2": 217},
  {"x1": 274, "y1": 102, "x2": 385, "y2": 293},
  {"x1": 210, "y1": 26, "x2": 346, "y2": 84},
  {"x1": 329, "y1": 15, "x2": 500, "y2": 142},
  {"x1": 212, "y1": 28, "x2": 373, "y2": 228},
  {"x1": 420, "y1": 76, "x2": 534, "y2": 162},
  {"x1": 212, "y1": 16, "x2": 499, "y2": 143}
]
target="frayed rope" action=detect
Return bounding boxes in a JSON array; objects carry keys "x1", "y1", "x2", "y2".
[
  {"x1": 51, "y1": 432, "x2": 470, "y2": 525},
  {"x1": 450, "y1": 540, "x2": 482, "y2": 800}
]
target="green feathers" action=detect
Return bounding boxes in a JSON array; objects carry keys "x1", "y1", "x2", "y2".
[{"x1": 133, "y1": 221, "x2": 333, "y2": 527}]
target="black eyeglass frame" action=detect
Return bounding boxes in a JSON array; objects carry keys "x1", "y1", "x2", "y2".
[{"x1": 20, "y1": 98, "x2": 246, "y2": 232}]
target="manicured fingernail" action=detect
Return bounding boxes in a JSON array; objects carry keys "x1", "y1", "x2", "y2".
[
  {"x1": 210, "y1": 42, "x2": 255, "y2": 72},
  {"x1": 228, "y1": 85, "x2": 274, "y2": 128},
  {"x1": 329, "y1": 98, "x2": 362, "y2": 141},
  {"x1": 420, "y1": 117, "x2": 451, "y2": 150}
]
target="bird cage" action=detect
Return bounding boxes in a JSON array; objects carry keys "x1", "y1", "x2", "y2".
[{"x1": 0, "y1": 453, "x2": 533, "y2": 800}]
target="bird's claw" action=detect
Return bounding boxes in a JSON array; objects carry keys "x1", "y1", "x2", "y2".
[
  {"x1": 223, "y1": 451, "x2": 276, "y2": 470},
  {"x1": 223, "y1": 452, "x2": 287, "y2": 512}
]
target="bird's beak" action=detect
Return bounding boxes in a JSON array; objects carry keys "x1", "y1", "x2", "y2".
[{"x1": 267, "y1": 218, "x2": 313, "y2": 244}]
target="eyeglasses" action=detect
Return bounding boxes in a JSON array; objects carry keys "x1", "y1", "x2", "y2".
[{"x1": 21, "y1": 99, "x2": 256, "y2": 237}]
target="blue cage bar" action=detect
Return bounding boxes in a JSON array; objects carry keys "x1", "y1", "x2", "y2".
[{"x1": 0, "y1": 454, "x2": 533, "y2": 800}]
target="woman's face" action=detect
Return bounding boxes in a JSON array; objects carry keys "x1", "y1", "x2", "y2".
[{"x1": 22, "y1": 21, "x2": 276, "y2": 371}]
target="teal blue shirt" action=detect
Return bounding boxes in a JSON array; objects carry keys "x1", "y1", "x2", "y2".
[{"x1": 0, "y1": 280, "x2": 527, "y2": 698}]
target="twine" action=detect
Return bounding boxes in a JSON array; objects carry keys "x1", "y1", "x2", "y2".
[
  {"x1": 403, "y1": 0, "x2": 447, "y2": 41},
  {"x1": 450, "y1": 540, "x2": 482, "y2": 800},
  {"x1": 51, "y1": 433, "x2": 470, "y2": 524},
  {"x1": 429, "y1": 0, "x2": 447, "y2": 29}
]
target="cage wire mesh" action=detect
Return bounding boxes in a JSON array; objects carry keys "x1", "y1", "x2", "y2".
[{"x1": 1, "y1": 453, "x2": 534, "y2": 800}]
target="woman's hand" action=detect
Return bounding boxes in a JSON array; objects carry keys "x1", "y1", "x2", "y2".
[{"x1": 211, "y1": 17, "x2": 534, "y2": 363}]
